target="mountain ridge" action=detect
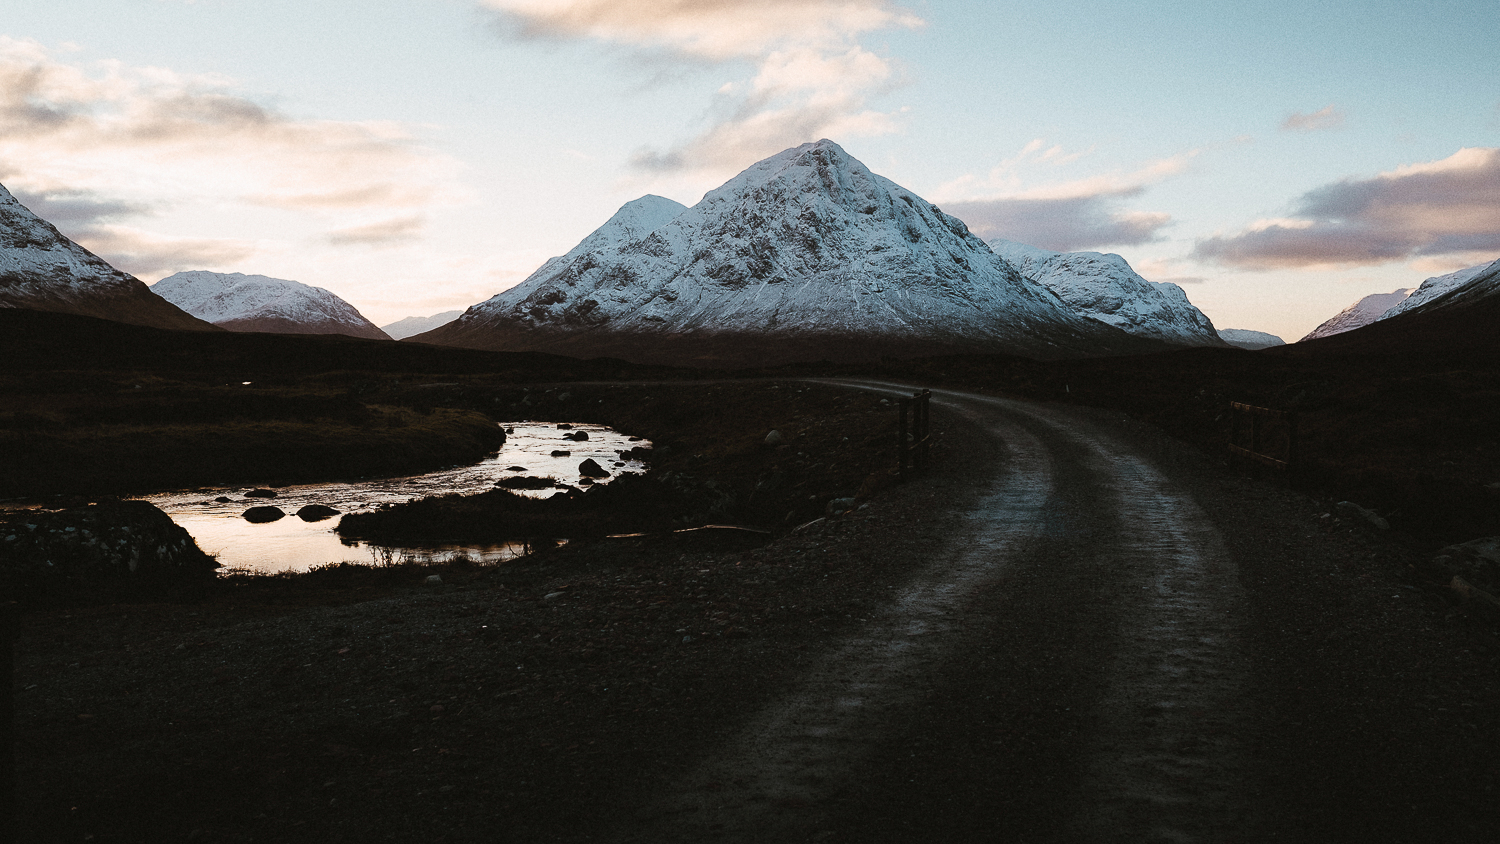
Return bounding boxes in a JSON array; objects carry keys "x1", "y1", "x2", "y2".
[{"x1": 414, "y1": 140, "x2": 1167, "y2": 365}]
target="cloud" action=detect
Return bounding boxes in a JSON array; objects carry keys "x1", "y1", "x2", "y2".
[
  {"x1": 946, "y1": 193, "x2": 1171, "y2": 252},
  {"x1": 0, "y1": 37, "x2": 462, "y2": 261},
  {"x1": 1281, "y1": 104, "x2": 1344, "y2": 132},
  {"x1": 934, "y1": 141, "x2": 1195, "y2": 251},
  {"x1": 68, "y1": 224, "x2": 256, "y2": 277},
  {"x1": 1194, "y1": 147, "x2": 1500, "y2": 269},
  {"x1": 8, "y1": 186, "x2": 151, "y2": 225},
  {"x1": 482, "y1": 0, "x2": 922, "y2": 173},
  {"x1": 325, "y1": 216, "x2": 426, "y2": 247}
]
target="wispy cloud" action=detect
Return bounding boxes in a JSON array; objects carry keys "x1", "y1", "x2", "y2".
[
  {"x1": 946, "y1": 193, "x2": 1171, "y2": 252},
  {"x1": 67, "y1": 224, "x2": 256, "y2": 277},
  {"x1": 481, "y1": 0, "x2": 923, "y2": 173},
  {"x1": 325, "y1": 216, "x2": 426, "y2": 247},
  {"x1": 1281, "y1": 104, "x2": 1345, "y2": 132},
  {"x1": 936, "y1": 141, "x2": 1196, "y2": 251},
  {"x1": 0, "y1": 37, "x2": 462, "y2": 274},
  {"x1": 1194, "y1": 147, "x2": 1500, "y2": 269}
]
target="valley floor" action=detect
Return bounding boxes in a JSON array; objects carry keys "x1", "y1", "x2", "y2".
[{"x1": 13, "y1": 382, "x2": 1500, "y2": 842}]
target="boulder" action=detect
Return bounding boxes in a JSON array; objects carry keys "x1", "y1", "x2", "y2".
[
  {"x1": 243, "y1": 506, "x2": 286, "y2": 523},
  {"x1": 296, "y1": 504, "x2": 341, "y2": 522},
  {"x1": 579, "y1": 458, "x2": 610, "y2": 478},
  {"x1": 506, "y1": 466, "x2": 529, "y2": 472},
  {"x1": 0, "y1": 499, "x2": 218, "y2": 595},
  {"x1": 764, "y1": 430, "x2": 785, "y2": 446},
  {"x1": 825, "y1": 497, "x2": 857, "y2": 517},
  {"x1": 213, "y1": 496, "x2": 232, "y2": 503},
  {"x1": 550, "y1": 450, "x2": 572, "y2": 457},
  {"x1": 1336, "y1": 501, "x2": 1389, "y2": 530},
  {"x1": 565, "y1": 430, "x2": 590, "y2": 442},
  {"x1": 244, "y1": 488, "x2": 278, "y2": 499}
]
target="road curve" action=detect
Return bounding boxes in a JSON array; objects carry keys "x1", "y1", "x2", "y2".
[{"x1": 620, "y1": 381, "x2": 1266, "y2": 842}]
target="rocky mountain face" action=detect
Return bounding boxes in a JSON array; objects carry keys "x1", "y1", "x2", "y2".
[
  {"x1": 1300, "y1": 289, "x2": 1411, "y2": 341},
  {"x1": 1217, "y1": 328, "x2": 1285, "y2": 350},
  {"x1": 988, "y1": 239, "x2": 1225, "y2": 347},
  {"x1": 1379, "y1": 258, "x2": 1500, "y2": 321},
  {"x1": 151, "y1": 271, "x2": 390, "y2": 340},
  {"x1": 414, "y1": 141, "x2": 1165, "y2": 366},
  {"x1": 382, "y1": 311, "x2": 464, "y2": 341},
  {"x1": 0, "y1": 182, "x2": 214, "y2": 331}
]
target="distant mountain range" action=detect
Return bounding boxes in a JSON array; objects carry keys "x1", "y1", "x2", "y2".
[
  {"x1": 0, "y1": 182, "x2": 214, "y2": 331},
  {"x1": 987, "y1": 239, "x2": 1224, "y2": 347},
  {"x1": 382, "y1": 311, "x2": 464, "y2": 341},
  {"x1": 151, "y1": 271, "x2": 389, "y2": 340},
  {"x1": 1301, "y1": 289, "x2": 1412, "y2": 341},
  {"x1": 1300, "y1": 258, "x2": 1500, "y2": 342},
  {"x1": 413, "y1": 140, "x2": 1216, "y2": 366},
  {"x1": 1217, "y1": 329, "x2": 1285, "y2": 350}
]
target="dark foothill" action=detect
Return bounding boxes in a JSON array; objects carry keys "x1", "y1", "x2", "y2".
[
  {"x1": 296, "y1": 504, "x2": 341, "y2": 522},
  {"x1": 551, "y1": 450, "x2": 572, "y2": 457},
  {"x1": 579, "y1": 458, "x2": 610, "y2": 478},
  {"x1": 243, "y1": 505, "x2": 286, "y2": 523},
  {"x1": 244, "y1": 488, "x2": 278, "y2": 499}
]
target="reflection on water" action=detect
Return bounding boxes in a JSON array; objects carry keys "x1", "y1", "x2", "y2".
[{"x1": 142, "y1": 422, "x2": 647, "y2": 575}]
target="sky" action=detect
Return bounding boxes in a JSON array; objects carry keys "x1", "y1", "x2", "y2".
[{"x1": 3, "y1": 0, "x2": 1498, "y2": 342}]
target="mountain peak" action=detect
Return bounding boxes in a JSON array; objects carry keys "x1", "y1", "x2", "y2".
[
  {"x1": 414, "y1": 141, "x2": 1167, "y2": 365},
  {"x1": 1, "y1": 181, "x2": 213, "y2": 331},
  {"x1": 152, "y1": 271, "x2": 389, "y2": 340}
]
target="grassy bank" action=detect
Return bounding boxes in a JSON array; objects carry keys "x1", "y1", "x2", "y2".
[{"x1": 0, "y1": 378, "x2": 505, "y2": 497}]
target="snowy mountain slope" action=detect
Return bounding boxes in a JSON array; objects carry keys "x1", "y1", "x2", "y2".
[
  {"x1": 988, "y1": 239, "x2": 1225, "y2": 347},
  {"x1": 1299, "y1": 289, "x2": 1411, "y2": 341},
  {"x1": 416, "y1": 141, "x2": 1163, "y2": 365},
  {"x1": 152, "y1": 271, "x2": 390, "y2": 340},
  {"x1": 1378, "y1": 258, "x2": 1500, "y2": 321},
  {"x1": 1217, "y1": 329, "x2": 1285, "y2": 350},
  {"x1": 0, "y1": 182, "x2": 214, "y2": 331},
  {"x1": 382, "y1": 311, "x2": 464, "y2": 341}
]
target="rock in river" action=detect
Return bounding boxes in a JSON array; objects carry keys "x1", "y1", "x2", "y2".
[
  {"x1": 244, "y1": 488, "x2": 279, "y2": 499},
  {"x1": 296, "y1": 504, "x2": 341, "y2": 522},
  {"x1": 579, "y1": 458, "x2": 610, "y2": 478},
  {"x1": 243, "y1": 506, "x2": 286, "y2": 523}
]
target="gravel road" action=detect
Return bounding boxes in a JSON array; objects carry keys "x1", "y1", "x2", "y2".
[{"x1": 618, "y1": 380, "x2": 1500, "y2": 843}]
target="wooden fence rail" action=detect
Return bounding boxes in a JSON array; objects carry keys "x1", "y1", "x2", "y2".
[
  {"x1": 897, "y1": 389, "x2": 932, "y2": 479},
  {"x1": 1228, "y1": 401, "x2": 1298, "y2": 475}
]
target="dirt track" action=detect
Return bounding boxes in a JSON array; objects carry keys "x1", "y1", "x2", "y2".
[{"x1": 614, "y1": 380, "x2": 1500, "y2": 843}]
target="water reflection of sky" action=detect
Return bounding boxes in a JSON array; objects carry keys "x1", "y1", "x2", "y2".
[{"x1": 142, "y1": 422, "x2": 648, "y2": 575}]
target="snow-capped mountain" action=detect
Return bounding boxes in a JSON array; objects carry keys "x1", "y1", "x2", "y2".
[
  {"x1": 1217, "y1": 328, "x2": 1285, "y2": 350},
  {"x1": 988, "y1": 239, "x2": 1224, "y2": 347},
  {"x1": 382, "y1": 310, "x2": 464, "y2": 341},
  {"x1": 415, "y1": 141, "x2": 1162, "y2": 365},
  {"x1": 1299, "y1": 289, "x2": 1411, "y2": 341},
  {"x1": 0, "y1": 182, "x2": 213, "y2": 331},
  {"x1": 152, "y1": 271, "x2": 390, "y2": 340},
  {"x1": 1378, "y1": 258, "x2": 1500, "y2": 321}
]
